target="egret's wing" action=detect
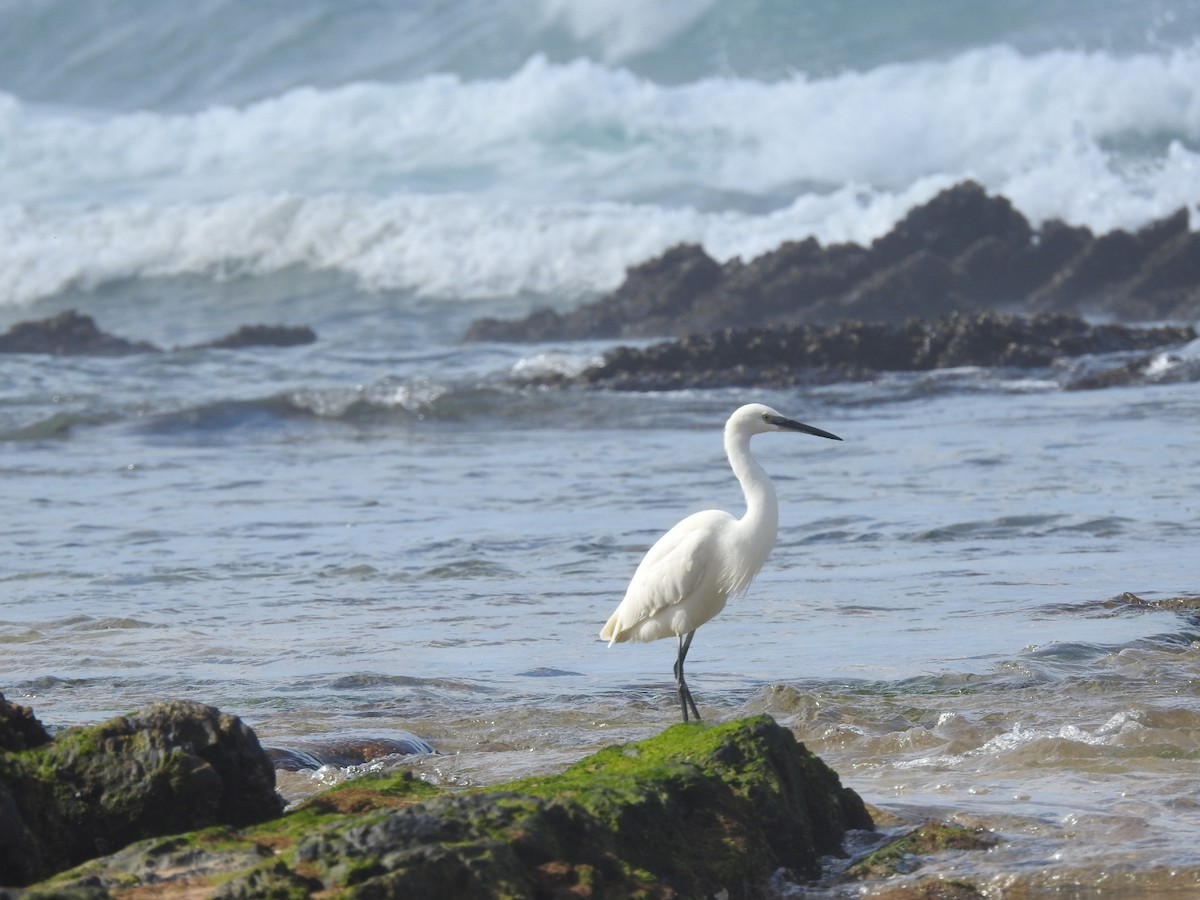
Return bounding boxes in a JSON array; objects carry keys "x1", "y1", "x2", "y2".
[{"x1": 600, "y1": 512, "x2": 726, "y2": 643}]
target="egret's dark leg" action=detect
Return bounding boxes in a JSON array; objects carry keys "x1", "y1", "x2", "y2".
[{"x1": 673, "y1": 631, "x2": 701, "y2": 722}]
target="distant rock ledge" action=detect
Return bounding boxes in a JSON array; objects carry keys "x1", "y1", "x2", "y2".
[
  {"x1": 465, "y1": 181, "x2": 1200, "y2": 343},
  {"x1": 523, "y1": 311, "x2": 1196, "y2": 391},
  {"x1": 0, "y1": 310, "x2": 316, "y2": 356}
]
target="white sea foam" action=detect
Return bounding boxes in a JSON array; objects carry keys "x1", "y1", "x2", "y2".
[
  {"x1": 1, "y1": 45, "x2": 1198, "y2": 306},
  {"x1": 896, "y1": 719, "x2": 1121, "y2": 771},
  {"x1": 5, "y1": 47, "x2": 1199, "y2": 205},
  {"x1": 0, "y1": 185, "x2": 963, "y2": 308}
]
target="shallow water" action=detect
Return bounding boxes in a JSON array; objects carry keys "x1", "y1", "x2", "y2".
[
  {"x1": 3, "y1": 320, "x2": 1199, "y2": 891},
  {"x1": 3, "y1": 1, "x2": 1200, "y2": 891}
]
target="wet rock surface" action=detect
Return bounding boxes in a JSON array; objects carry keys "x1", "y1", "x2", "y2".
[
  {"x1": 16, "y1": 715, "x2": 897, "y2": 899},
  {"x1": 464, "y1": 182, "x2": 1200, "y2": 343},
  {"x1": 526, "y1": 311, "x2": 1196, "y2": 391},
  {"x1": 0, "y1": 700, "x2": 283, "y2": 887},
  {"x1": 0, "y1": 695, "x2": 50, "y2": 754},
  {"x1": 0, "y1": 310, "x2": 316, "y2": 355},
  {"x1": 265, "y1": 732, "x2": 436, "y2": 772}
]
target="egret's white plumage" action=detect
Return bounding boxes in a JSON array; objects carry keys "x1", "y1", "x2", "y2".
[{"x1": 600, "y1": 402, "x2": 842, "y2": 721}]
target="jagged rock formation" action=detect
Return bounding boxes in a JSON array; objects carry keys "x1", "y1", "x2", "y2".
[{"x1": 465, "y1": 182, "x2": 1199, "y2": 342}]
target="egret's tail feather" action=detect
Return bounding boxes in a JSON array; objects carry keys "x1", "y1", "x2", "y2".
[{"x1": 599, "y1": 612, "x2": 620, "y2": 645}]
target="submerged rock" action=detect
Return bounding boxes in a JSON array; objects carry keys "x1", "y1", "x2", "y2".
[
  {"x1": 0, "y1": 310, "x2": 316, "y2": 356},
  {"x1": 527, "y1": 311, "x2": 1196, "y2": 391},
  {"x1": 25, "y1": 715, "x2": 875, "y2": 899},
  {"x1": 265, "y1": 732, "x2": 435, "y2": 771},
  {"x1": 0, "y1": 700, "x2": 283, "y2": 887},
  {"x1": 464, "y1": 182, "x2": 1200, "y2": 342},
  {"x1": 0, "y1": 309, "x2": 159, "y2": 356},
  {"x1": 191, "y1": 323, "x2": 317, "y2": 350},
  {"x1": 843, "y1": 822, "x2": 997, "y2": 882}
]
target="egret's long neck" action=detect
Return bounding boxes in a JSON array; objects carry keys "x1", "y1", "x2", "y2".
[{"x1": 725, "y1": 424, "x2": 779, "y2": 544}]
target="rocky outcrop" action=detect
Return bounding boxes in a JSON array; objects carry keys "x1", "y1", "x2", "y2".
[
  {"x1": 23, "y1": 716, "x2": 879, "y2": 899},
  {"x1": 0, "y1": 310, "x2": 316, "y2": 355},
  {"x1": 0, "y1": 309, "x2": 159, "y2": 356},
  {"x1": 464, "y1": 182, "x2": 1200, "y2": 342},
  {"x1": 0, "y1": 699, "x2": 283, "y2": 887},
  {"x1": 527, "y1": 311, "x2": 1195, "y2": 391},
  {"x1": 0, "y1": 695, "x2": 50, "y2": 753}
]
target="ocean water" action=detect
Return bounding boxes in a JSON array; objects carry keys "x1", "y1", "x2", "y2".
[{"x1": 2, "y1": 1, "x2": 1200, "y2": 893}]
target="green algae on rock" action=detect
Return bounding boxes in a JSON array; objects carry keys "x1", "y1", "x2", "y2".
[
  {"x1": 843, "y1": 822, "x2": 998, "y2": 882},
  {"x1": 0, "y1": 699, "x2": 283, "y2": 887},
  {"x1": 21, "y1": 715, "x2": 872, "y2": 899},
  {"x1": 497, "y1": 715, "x2": 874, "y2": 891}
]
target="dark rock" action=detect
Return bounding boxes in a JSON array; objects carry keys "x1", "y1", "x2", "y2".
[
  {"x1": 0, "y1": 311, "x2": 318, "y2": 357},
  {"x1": 29, "y1": 716, "x2": 874, "y2": 899},
  {"x1": 0, "y1": 695, "x2": 50, "y2": 753},
  {"x1": 464, "y1": 304, "x2": 570, "y2": 343},
  {"x1": 463, "y1": 183, "x2": 1199, "y2": 343},
  {"x1": 1136, "y1": 206, "x2": 1190, "y2": 254},
  {"x1": 597, "y1": 242, "x2": 724, "y2": 336},
  {"x1": 817, "y1": 250, "x2": 968, "y2": 322},
  {"x1": 0, "y1": 310, "x2": 159, "y2": 356},
  {"x1": 1008, "y1": 217, "x2": 1097, "y2": 308},
  {"x1": 0, "y1": 700, "x2": 283, "y2": 886},
  {"x1": 1118, "y1": 231, "x2": 1200, "y2": 319},
  {"x1": 1026, "y1": 227, "x2": 1146, "y2": 312},
  {"x1": 704, "y1": 238, "x2": 873, "y2": 329},
  {"x1": 537, "y1": 312, "x2": 1196, "y2": 391},
  {"x1": 868, "y1": 181, "x2": 1032, "y2": 271},
  {"x1": 193, "y1": 324, "x2": 317, "y2": 350},
  {"x1": 464, "y1": 243, "x2": 724, "y2": 342}
]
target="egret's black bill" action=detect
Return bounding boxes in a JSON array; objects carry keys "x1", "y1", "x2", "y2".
[{"x1": 770, "y1": 415, "x2": 842, "y2": 441}]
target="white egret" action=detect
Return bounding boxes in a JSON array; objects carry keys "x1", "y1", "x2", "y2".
[{"x1": 599, "y1": 403, "x2": 842, "y2": 722}]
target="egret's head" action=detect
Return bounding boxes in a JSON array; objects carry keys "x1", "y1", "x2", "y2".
[{"x1": 729, "y1": 403, "x2": 842, "y2": 441}]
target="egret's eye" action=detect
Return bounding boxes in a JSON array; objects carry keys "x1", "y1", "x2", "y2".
[{"x1": 761, "y1": 413, "x2": 771, "y2": 422}]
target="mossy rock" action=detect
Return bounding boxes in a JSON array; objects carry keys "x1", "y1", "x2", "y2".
[
  {"x1": 24, "y1": 715, "x2": 873, "y2": 899},
  {"x1": 499, "y1": 715, "x2": 873, "y2": 891},
  {"x1": 844, "y1": 822, "x2": 997, "y2": 881},
  {"x1": 0, "y1": 701, "x2": 283, "y2": 886}
]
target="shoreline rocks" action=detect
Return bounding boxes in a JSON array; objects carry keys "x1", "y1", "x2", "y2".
[
  {"x1": 465, "y1": 182, "x2": 1200, "y2": 343},
  {"x1": 9, "y1": 712, "x2": 934, "y2": 898},
  {"x1": 0, "y1": 698, "x2": 1027, "y2": 898}
]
